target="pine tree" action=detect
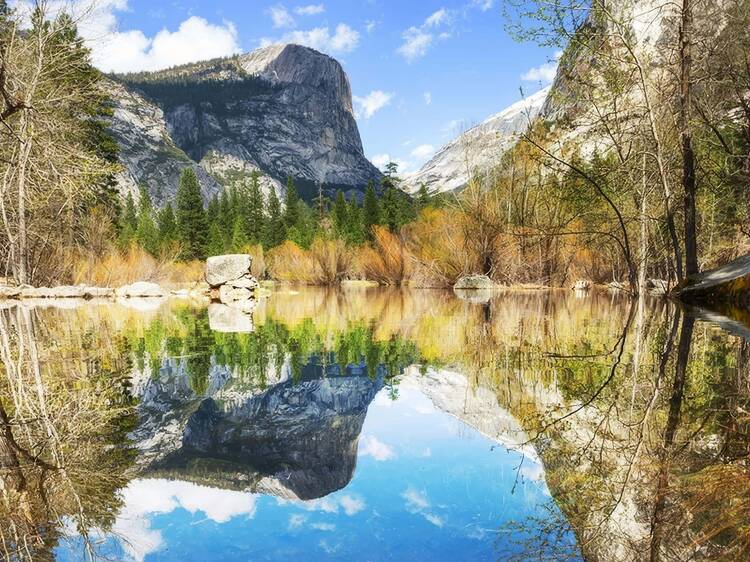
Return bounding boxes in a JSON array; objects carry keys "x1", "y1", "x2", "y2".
[
  {"x1": 230, "y1": 215, "x2": 249, "y2": 252},
  {"x1": 206, "y1": 195, "x2": 220, "y2": 226},
  {"x1": 288, "y1": 201, "x2": 315, "y2": 249},
  {"x1": 283, "y1": 176, "x2": 300, "y2": 233},
  {"x1": 397, "y1": 190, "x2": 417, "y2": 226},
  {"x1": 264, "y1": 189, "x2": 285, "y2": 249},
  {"x1": 346, "y1": 198, "x2": 366, "y2": 245},
  {"x1": 382, "y1": 162, "x2": 401, "y2": 190},
  {"x1": 135, "y1": 187, "x2": 159, "y2": 255},
  {"x1": 417, "y1": 184, "x2": 432, "y2": 210},
  {"x1": 175, "y1": 168, "x2": 208, "y2": 260},
  {"x1": 219, "y1": 189, "x2": 233, "y2": 242},
  {"x1": 206, "y1": 220, "x2": 225, "y2": 257},
  {"x1": 157, "y1": 203, "x2": 178, "y2": 250},
  {"x1": 381, "y1": 186, "x2": 400, "y2": 232},
  {"x1": 247, "y1": 171, "x2": 265, "y2": 243},
  {"x1": 118, "y1": 192, "x2": 138, "y2": 247},
  {"x1": 332, "y1": 190, "x2": 348, "y2": 238},
  {"x1": 363, "y1": 181, "x2": 380, "y2": 240}
]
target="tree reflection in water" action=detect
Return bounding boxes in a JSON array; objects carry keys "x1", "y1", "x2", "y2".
[
  {"x1": 0, "y1": 305, "x2": 136, "y2": 561},
  {"x1": 0, "y1": 288, "x2": 748, "y2": 561}
]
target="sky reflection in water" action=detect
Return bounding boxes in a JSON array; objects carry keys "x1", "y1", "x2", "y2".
[
  {"x1": 56, "y1": 369, "x2": 562, "y2": 561},
  {"x1": 5, "y1": 288, "x2": 748, "y2": 561}
]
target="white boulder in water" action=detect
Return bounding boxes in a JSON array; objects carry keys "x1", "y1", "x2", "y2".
[
  {"x1": 115, "y1": 281, "x2": 166, "y2": 298},
  {"x1": 208, "y1": 303, "x2": 255, "y2": 333},
  {"x1": 205, "y1": 254, "x2": 253, "y2": 287}
]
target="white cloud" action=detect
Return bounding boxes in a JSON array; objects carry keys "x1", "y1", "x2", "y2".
[
  {"x1": 471, "y1": 0, "x2": 494, "y2": 11},
  {"x1": 411, "y1": 144, "x2": 434, "y2": 160},
  {"x1": 402, "y1": 487, "x2": 430, "y2": 511},
  {"x1": 396, "y1": 8, "x2": 452, "y2": 63},
  {"x1": 268, "y1": 5, "x2": 295, "y2": 28},
  {"x1": 402, "y1": 487, "x2": 445, "y2": 529},
  {"x1": 370, "y1": 154, "x2": 413, "y2": 174},
  {"x1": 9, "y1": 1, "x2": 242, "y2": 73},
  {"x1": 359, "y1": 435, "x2": 396, "y2": 461},
  {"x1": 312, "y1": 522, "x2": 337, "y2": 531},
  {"x1": 425, "y1": 8, "x2": 449, "y2": 28},
  {"x1": 365, "y1": 20, "x2": 377, "y2": 33},
  {"x1": 521, "y1": 50, "x2": 563, "y2": 84},
  {"x1": 339, "y1": 495, "x2": 366, "y2": 516},
  {"x1": 397, "y1": 27, "x2": 433, "y2": 62},
  {"x1": 289, "y1": 494, "x2": 366, "y2": 516},
  {"x1": 267, "y1": 23, "x2": 359, "y2": 55},
  {"x1": 289, "y1": 514, "x2": 307, "y2": 528},
  {"x1": 424, "y1": 513, "x2": 445, "y2": 527},
  {"x1": 103, "y1": 478, "x2": 257, "y2": 561},
  {"x1": 353, "y1": 90, "x2": 393, "y2": 119},
  {"x1": 423, "y1": 92, "x2": 432, "y2": 105},
  {"x1": 295, "y1": 4, "x2": 325, "y2": 15},
  {"x1": 99, "y1": 16, "x2": 240, "y2": 73}
]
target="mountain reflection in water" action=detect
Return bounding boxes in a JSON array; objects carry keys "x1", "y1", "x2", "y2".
[{"x1": 0, "y1": 288, "x2": 749, "y2": 561}]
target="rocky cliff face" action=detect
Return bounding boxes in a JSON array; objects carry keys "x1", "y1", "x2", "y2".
[
  {"x1": 402, "y1": 88, "x2": 549, "y2": 194},
  {"x1": 107, "y1": 43, "x2": 381, "y2": 205},
  {"x1": 129, "y1": 356, "x2": 382, "y2": 500}
]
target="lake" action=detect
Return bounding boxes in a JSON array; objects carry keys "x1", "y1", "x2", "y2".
[{"x1": 1, "y1": 288, "x2": 748, "y2": 561}]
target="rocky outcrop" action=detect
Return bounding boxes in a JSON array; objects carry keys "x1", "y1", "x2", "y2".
[
  {"x1": 108, "y1": 43, "x2": 381, "y2": 205},
  {"x1": 206, "y1": 254, "x2": 258, "y2": 306},
  {"x1": 130, "y1": 356, "x2": 383, "y2": 500},
  {"x1": 402, "y1": 88, "x2": 549, "y2": 194},
  {"x1": 205, "y1": 254, "x2": 253, "y2": 286}
]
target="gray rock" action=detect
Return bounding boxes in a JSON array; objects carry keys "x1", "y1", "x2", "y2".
[
  {"x1": 0, "y1": 286, "x2": 21, "y2": 299},
  {"x1": 205, "y1": 254, "x2": 253, "y2": 287},
  {"x1": 219, "y1": 284, "x2": 253, "y2": 303},
  {"x1": 83, "y1": 286, "x2": 115, "y2": 298},
  {"x1": 107, "y1": 44, "x2": 381, "y2": 206},
  {"x1": 19, "y1": 285, "x2": 87, "y2": 298},
  {"x1": 208, "y1": 303, "x2": 254, "y2": 333},
  {"x1": 227, "y1": 276, "x2": 259, "y2": 289},
  {"x1": 115, "y1": 281, "x2": 166, "y2": 298},
  {"x1": 454, "y1": 275, "x2": 496, "y2": 290}
]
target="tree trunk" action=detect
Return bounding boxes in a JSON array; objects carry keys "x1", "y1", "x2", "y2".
[
  {"x1": 16, "y1": 110, "x2": 31, "y2": 285},
  {"x1": 680, "y1": 0, "x2": 699, "y2": 277}
]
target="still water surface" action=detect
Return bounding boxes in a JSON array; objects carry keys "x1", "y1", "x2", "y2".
[{"x1": 1, "y1": 288, "x2": 748, "y2": 561}]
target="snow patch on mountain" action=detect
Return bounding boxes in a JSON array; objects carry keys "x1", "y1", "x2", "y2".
[{"x1": 402, "y1": 87, "x2": 550, "y2": 194}]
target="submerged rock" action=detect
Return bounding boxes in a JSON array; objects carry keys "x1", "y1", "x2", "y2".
[
  {"x1": 208, "y1": 303, "x2": 255, "y2": 333},
  {"x1": 454, "y1": 275, "x2": 496, "y2": 290},
  {"x1": 0, "y1": 286, "x2": 21, "y2": 299},
  {"x1": 116, "y1": 281, "x2": 166, "y2": 298}
]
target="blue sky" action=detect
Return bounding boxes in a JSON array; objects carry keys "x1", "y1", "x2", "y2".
[{"x1": 35, "y1": 0, "x2": 560, "y2": 173}]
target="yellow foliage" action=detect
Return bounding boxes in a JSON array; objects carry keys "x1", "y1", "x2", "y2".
[
  {"x1": 267, "y1": 240, "x2": 318, "y2": 283},
  {"x1": 72, "y1": 244, "x2": 204, "y2": 287},
  {"x1": 359, "y1": 226, "x2": 413, "y2": 286},
  {"x1": 267, "y1": 238, "x2": 352, "y2": 285}
]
